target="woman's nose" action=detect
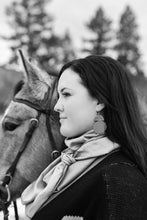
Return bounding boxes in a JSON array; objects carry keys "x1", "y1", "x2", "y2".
[{"x1": 54, "y1": 99, "x2": 64, "y2": 112}]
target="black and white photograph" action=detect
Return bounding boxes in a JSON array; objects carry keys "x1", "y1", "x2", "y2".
[{"x1": 0, "y1": 0, "x2": 147, "y2": 219}]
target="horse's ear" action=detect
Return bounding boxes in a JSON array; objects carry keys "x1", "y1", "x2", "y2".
[{"x1": 18, "y1": 49, "x2": 51, "y2": 86}]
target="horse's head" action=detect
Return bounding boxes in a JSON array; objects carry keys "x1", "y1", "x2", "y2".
[{"x1": 0, "y1": 51, "x2": 64, "y2": 207}]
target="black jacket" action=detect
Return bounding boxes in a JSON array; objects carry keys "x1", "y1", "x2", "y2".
[{"x1": 32, "y1": 151, "x2": 147, "y2": 220}]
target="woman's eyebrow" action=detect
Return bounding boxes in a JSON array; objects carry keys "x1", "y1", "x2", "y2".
[{"x1": 58, "y1": 87, "x2": 71, "y2": 93}]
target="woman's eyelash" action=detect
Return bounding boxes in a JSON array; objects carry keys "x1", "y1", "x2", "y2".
[
  {"x1": 57, "y1": 91, "x2": 71, "y2": 98},
  {"x1": 62, "y1": 92, "x2": 71, "y2": 97}
]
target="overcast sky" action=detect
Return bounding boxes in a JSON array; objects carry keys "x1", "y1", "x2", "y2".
[{"x1": 0, "y1": 0, "x2": 147, "y2": 75}]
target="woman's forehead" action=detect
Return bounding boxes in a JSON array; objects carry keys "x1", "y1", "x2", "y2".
[{"x1": 58, "y1": 69, "x2": 82, "y2": 91}]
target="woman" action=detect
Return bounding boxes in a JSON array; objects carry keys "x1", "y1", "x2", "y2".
[{"x1": 21, "y1": 55, "x2": 147, "y2": 220}]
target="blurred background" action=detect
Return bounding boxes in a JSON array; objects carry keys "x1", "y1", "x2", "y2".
[
  {"x1": 0, "y1": 0, "x2": 147, "y2": 115},
  {"x1": 0, "y1": 0, "x2": 147, "y2": 219}
]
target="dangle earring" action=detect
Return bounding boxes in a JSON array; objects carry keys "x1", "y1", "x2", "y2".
[{"x1": 93, "y1": 111, "x2": 107, "y2": 135}]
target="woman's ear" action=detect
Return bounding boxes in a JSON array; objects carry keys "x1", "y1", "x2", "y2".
[{"x1": 96, "y1": 103, "x2": 105, "y2": 112}]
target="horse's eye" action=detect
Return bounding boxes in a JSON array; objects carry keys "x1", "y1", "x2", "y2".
[{"x1": 3, "y1": 122, "x2": 19, "y2": 131}]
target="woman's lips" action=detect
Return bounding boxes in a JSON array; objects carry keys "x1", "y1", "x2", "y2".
[{"x1": 59, "y1": 117, "x2": 67, "y2": 122}]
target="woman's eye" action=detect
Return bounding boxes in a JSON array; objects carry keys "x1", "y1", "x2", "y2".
[{"x1": 62, "y1": 92, "x2": 71, "y2": 97}]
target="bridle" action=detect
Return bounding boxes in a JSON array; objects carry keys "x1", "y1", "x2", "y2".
[{"x1": 0, "y1": 81, "x2": 61, "y2": 220}]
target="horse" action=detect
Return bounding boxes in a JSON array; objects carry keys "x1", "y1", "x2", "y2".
[{"x1": 0, "y1": 51, "x2": 64, "y2": 218}]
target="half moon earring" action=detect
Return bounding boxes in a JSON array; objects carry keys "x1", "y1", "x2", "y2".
[{"x1": 93, "y1": 112, "x2": 107, "y2": 135}]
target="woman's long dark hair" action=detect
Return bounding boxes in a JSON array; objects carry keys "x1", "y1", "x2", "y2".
[{"x1": 59, "y1": 55, "x2": 147, "y2": 176}]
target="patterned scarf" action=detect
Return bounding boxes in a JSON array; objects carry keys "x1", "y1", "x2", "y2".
[{"x1": 21, "y1": 130, "x2": 119, "y2": 219}]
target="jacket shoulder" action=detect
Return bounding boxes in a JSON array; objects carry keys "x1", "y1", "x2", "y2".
[
  {"x1": 98, "y1": 151, "x2": 147, "y2": 192},
  {"x1": 95, "y1": 151, "x2": 147, "y2": 219}
]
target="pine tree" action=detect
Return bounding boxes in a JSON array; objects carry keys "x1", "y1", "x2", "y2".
[
  {"x1": 2, "y1": 0, "x2": 75, "y2": 73},
  {"x1": 114, "y1": 5, "x2": 142, "y2": 75},
  {"x1": 82, "y1": 7, "x2": 112, "y2": 55},
  {"x1": 60, "y1": 30, "x2": 76, "y2": 63}
]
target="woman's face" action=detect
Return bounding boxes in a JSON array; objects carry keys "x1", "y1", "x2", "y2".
[{"x1": 54, "y1": 68, "x2": 98, "y2": 138}]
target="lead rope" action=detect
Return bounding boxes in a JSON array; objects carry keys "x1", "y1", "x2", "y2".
[
  {"x1": 13, "y1": 201, "x2": 19, "y2": 220},
  {"x1": 3, "y1": 204, "x2": 9, "y2": 220},
  {"x1": 2, "y1": 201, "x2": 18, "y2": 220}
]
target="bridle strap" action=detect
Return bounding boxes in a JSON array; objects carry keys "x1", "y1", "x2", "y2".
[
  {"x1": 13, "y1": 98, "x2": 51, "y2": 115},
  {"x1": 12, "y1": 80, "x2": 58, "y2": 154},
  {"x1": 1, "y1": 113, "x2": 40, "y2": 220},
  {"x1": 2, "y1": 114, "x2": 40, "y2": 188},
  {"x1": 13, "y1": 97, "x2": 58, "y2": 153}
]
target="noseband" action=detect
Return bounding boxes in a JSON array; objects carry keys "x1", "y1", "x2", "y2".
[{"x1": 0, "y1": 82, "x2": 60, "y2": 220}]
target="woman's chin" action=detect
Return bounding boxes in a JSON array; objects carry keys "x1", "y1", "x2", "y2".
[
  {"x1": 60, "y1": 127, "x2": 73, "y2": 138},
  {"x1": 60, "y1": 128, "x2": 81, "y2": 139},
  {"x1": 60, "y1": 127, "x2": 68, "y2": 137}
]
